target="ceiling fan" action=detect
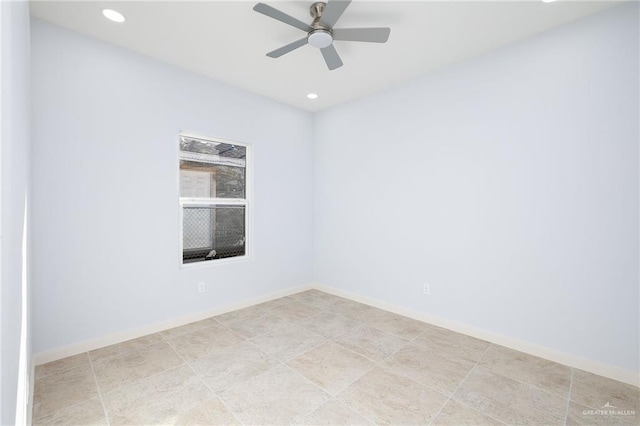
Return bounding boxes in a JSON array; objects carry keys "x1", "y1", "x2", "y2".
[{"x1": 253, "y1": 0, "x2": 391, "y2": 70}]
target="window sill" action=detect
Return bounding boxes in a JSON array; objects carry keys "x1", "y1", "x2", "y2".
[{"x1": 179, "y1": 254, "x2": 251, "y2": 269}]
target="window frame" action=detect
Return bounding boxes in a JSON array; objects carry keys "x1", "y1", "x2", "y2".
[{"x1": 178, "y1": 132, "x2": 252, "y2": 268}]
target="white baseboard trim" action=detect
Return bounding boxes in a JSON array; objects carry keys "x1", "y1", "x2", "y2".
[
  {"x1": 28, "y1": 361, "x2": 35, "y2": 426},
  {"x1": 33, "y1": 283, "x2": 314, "y2": 366},
  {"x1": 33, "y1": 281, "x2": 639, "y2": 388},
  {"x1": 312, "y1": 283, "x2": 640, "y2": 388}
]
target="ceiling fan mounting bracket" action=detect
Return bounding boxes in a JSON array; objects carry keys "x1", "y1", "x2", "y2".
[
  {"x1": 310, "y1": 2, "x2": 327, "y2": 20},
  {"x1": 310, "y1": 2, "x2": 330, "y2": 31}
]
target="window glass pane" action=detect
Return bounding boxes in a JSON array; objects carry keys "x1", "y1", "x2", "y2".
[
  {"x1": 180, "y1": 161, "x2": 245, "y2": 198},
  {"x1": 183, "y1": 205, "x2": 245, "y2": 263},
  {"x1": 179, "y1": 136, "x2": 246, "y2": 199},
  {"x1": 180, "y1": 136, "x2": 246, "y2": 159}
]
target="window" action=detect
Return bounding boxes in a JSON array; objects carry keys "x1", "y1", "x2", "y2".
[{"x1": 179, "y1": 134, "x2": 249, "y2": 265}]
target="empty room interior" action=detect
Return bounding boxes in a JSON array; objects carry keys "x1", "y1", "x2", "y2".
[{"x1": 1, "y1": 0, "x2": 639, "y2": 424}]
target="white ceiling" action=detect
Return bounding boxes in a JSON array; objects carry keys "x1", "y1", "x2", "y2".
[{"x1": 30, "y1": 0, "x2": 620, "y2": 112}]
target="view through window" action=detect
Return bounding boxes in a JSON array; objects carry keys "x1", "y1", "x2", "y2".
[{"x1": 179, "y1": 135, "x2": 248, "y2": 264}]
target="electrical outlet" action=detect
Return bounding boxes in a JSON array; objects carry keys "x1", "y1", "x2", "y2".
[
  {"x1": 198, "y1": 282, "x2": 206, "y2": 293},
  {"x1": 423, "y1": 284, "x2": 430, "y2": 295}
]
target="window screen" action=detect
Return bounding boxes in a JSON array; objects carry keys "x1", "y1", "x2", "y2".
[{"x1": 179, "y1": 135, "x2": 248, "y2": 264}]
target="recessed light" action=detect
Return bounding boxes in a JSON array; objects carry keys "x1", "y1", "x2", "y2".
[
  {"x1": 542, "y1": 0, "x2": 556, "y2": 3},
  {"x1": 307, "y1": 93, "x2": 318, "y2": 100},
  {"x1": 102, "y1": 9, "x2": 125, "y2": 23}
]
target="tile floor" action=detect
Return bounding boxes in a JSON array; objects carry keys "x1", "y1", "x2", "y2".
[{"x1": 33, "y1": 290, "x2": 640, "y2": 425}]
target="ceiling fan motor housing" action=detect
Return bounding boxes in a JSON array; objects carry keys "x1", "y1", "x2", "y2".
[{"x1": 308, "y1": 2, "x2": 333, "y2": 48}]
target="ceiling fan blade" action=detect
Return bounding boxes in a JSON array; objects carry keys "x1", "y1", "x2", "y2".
[
  {"x1": 319, "y1": 0, "x2": 351, "y2": 28},
  {"x1": 332, "y1": 27, "x2": 391, "y2": 43},
  {"x1": 320, "y1": 44, "x2": 343, "y2": 70},
  {"x1": 253, "y1": 3, "x2": 312, "y2": 32},
  {"x1": 266, "y1": 38, "x2": 308, "y2": 58}
]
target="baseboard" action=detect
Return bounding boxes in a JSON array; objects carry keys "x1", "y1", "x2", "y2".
[
  {"x1": 27, "y1": 361, "x2": 34, "y2": 426},
  {"x1": 33, "y1": 281, "x2": 639, "y2": 388},
  {"x1": 312, "y1": 283, "x2": 640, "y2": 388},
  {"x1": 33, "y1": 283, "x2": 314, "y2": 366}
]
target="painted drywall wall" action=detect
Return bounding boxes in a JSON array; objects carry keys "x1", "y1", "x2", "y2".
[
  {"x1": 314, "y1": 3, "x2": 639, "y2": 372},
  {"x1": 1, "y1": 0, "x2": 31, "y2": 423},
  {"x1": 31, "y1": 19, "x2": 314, "y2": 353}
]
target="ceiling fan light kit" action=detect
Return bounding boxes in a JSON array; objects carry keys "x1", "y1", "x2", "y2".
[
  {"x1": 308, "y1": 29, "x2": 333, "y2": 49},
  {"x1": 253, "y1": 0, "x2": 391, "y2": 70}
]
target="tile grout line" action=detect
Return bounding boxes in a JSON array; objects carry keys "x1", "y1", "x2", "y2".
[
  {"x1": 216, "y1": 301, "x2": 381, "y2": 424},
  {"x1": 32, "y1": 394, "x2": 102, "y2": 423},
  {"x1": 319, "y1": 314, "x2": 493, "y2": 425},
  {"x1": 33, "y1": 364, "x2": 84, "y2": 381},
  {"x1": 427, "y1": 343, "x2": 496, "y2": 426},
  {"x1": 160, "y1": 322, "x2": 221, "y2": 341},
  {"x1": 563, "y1": 368, "x2": 575, "y2": 426},
  {"x1": 166, "y1": 340, "x2": 247, "y2": 426},
  {"x1": 281, "y1": 363, "x2": 379, "y2": 426},
  {"x1": 189, "y1": 313, "x2": 334, "y2": 424},
  {"x1": 273, "y1": 301, "x2": 434, "y2": 399},
  {"x1": 86, "y1": 352, "x2": 111, "y2": 426},
  {"x1": 160, "y1": 311, "x2": 288, "y2": 413},
  {"x1": 362, "y1": 314, "x2": 433, "y2": 343},
  {"x1": 339, "y1": 399, "x2": 379, "y2": 426},
  {"x1": 179, "y1": 322, "x2": 329, "y2": 425},
  {"x1": 85, "y1": 336, "x2": 170, "y2": 365},
  {"x1": 478, "y1": 360, "x2": 574, "y2": 402},
  {"x1": 320, "y1": 326, "x2": 438, "y2": 424},
  {"x1": 472, "y1": 344, "x2": 577, "y2": 403}
]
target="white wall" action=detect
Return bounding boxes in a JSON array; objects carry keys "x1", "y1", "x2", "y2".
[
  {"x1": 1, "y1": 0, "x2": 31, "y2": 423},
  {"x1": 314, "y1": 3, "x2": 639, "y2": 373},
  {"x1": 31, "y1": 20, "x2": 314, "y2": 353}
]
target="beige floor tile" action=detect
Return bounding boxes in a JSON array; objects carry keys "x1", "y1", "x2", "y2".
[
  {"x1": 566, "y1": 401, "x2": 639, "y2": 425},
  {"x1": 328, "y1": 299, "x2": 386, "y2": 322},
  {"x1": 33, "y1": 365, "x2": 98, "y2": 420},
  {"x1": 103, "y1": 365, "x2": 213, "y2": 425},
  {"x1": 35, "y1": 353, "x2": 90, "y2": 379},
  {"x1": 255, "y1": 296, "x2": 296, "y2": 311},
  {"x1": 215, "y1": 305, "x2": 265, "y2": 326},
  {"x1": 248, "y1": 323, "x2": 326, "y2": 362},
  {"x1": 288, "y1": 289, "x2": 320, "y2": 298},
  {"x1": 334, "y1": 325, "x2": 409, "y2": 362},
  {"x1": 190, "y1": 341, "x2": 279, "y2": 393},
  {"x1": 337, "y1": 367, "x2": 448, "y2": 425},
  {"x1": 414, "y1": 325, "x2": 490, "y2": 362},
  {"x1": 292, "y1": 399, "x2": 373, "y2": 425},
  {"x1": 432, "y1": 400, "x2": 504, "y2": 426},
  {"x1": 479, "y1": 344, "x2": 571, "y2": 398},
  {"x1": 160, "y1": 317, "x2": 219, "y2": 339},
  {"x1": 92, "y1": 341, "x2": 184, "y2": 393},
  {"x1": 297, "y1": 311, "x2": 362, "y2": 338},
  {"x1": 37, "y1": 294, "x2": 624, "y2": 426},
  {"x1": 287, "y1": 341, "x2": 374, "y2": 396},
  {"x1": 571, "y1": 369, "x2": 640, "y2": 413},
  {"x1": 33, "y1": 398, "x2": 107, "y2": 426},
  {"x1": 266, "y1": 300, "x2": 324, "y2": 322},
  {"x1": 166, "y1": 323, "x2": 244, "y2": 360},
  {"x1": 219, "y1": 364, "x2": 331, "y2": 424},
  {"x1": 289, "y1": 290, "x2": 343, "y2": 309},
  {"x1": 174, "y1": 397, "x2": 241, "y2": 425},
  {"x1": 383, "y1": 343, "x2": 475, "y2": 395},
  {"x1": 453, "y1": 367, "x2": 567, "y2": 426},
  {"x1": 366, "y1": 311, "x2": 430, "y2": 340},
  {"x1": 223, "y1": 310, "x2": 291, "y2": 338},
  {"x1": 88, "y1": 333, "x2": 164, "y2": 362}
]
